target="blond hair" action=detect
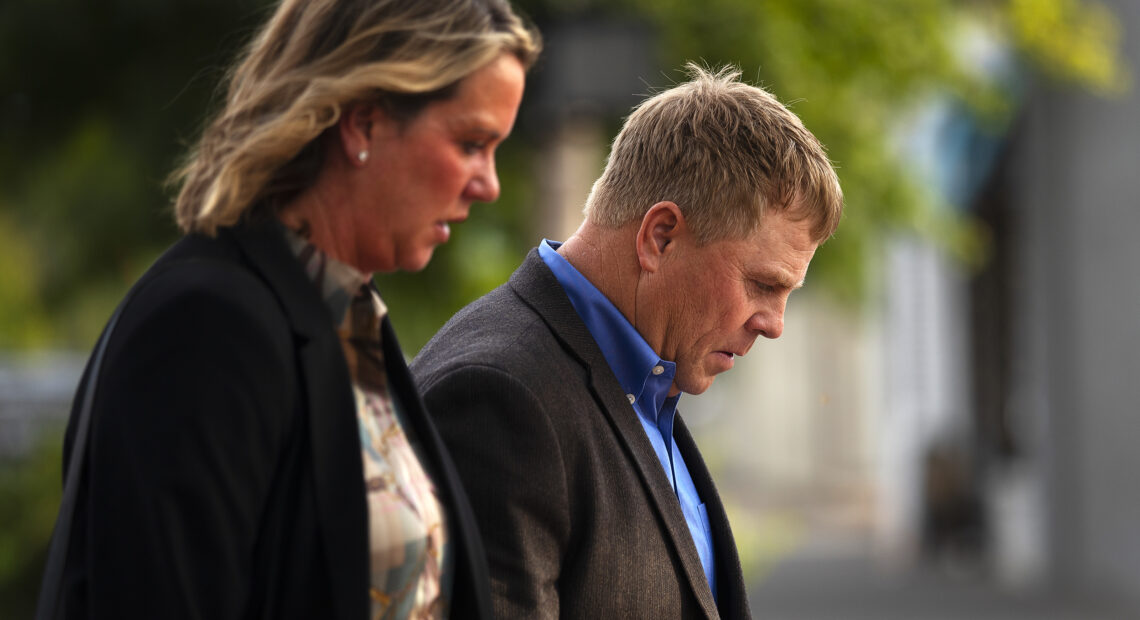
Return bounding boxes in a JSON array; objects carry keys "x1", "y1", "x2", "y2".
[
  {"x1": 584, "y1": 64, "x2": 842, "y2": 244},
  {"x1": 171, "y1": 0, "x2": 540, "y2": 235}
]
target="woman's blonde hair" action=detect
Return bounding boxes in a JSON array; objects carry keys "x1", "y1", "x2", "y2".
[
  {"x1": 585, "y1": 64, "x2": 842, "y2": 244},
  {"x1": 171, "y1": 0, "x2": 540, "y2": 235}
]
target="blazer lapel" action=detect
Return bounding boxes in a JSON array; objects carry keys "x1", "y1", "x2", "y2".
[
  {"x1": 229, "y1": 220, "x2": 369, "y2": 620},
  {"x1": 378, "y1": 315, "x2": 493, "y2": 619},
  {"x1": 509, "y1": 250, "x2": 721, "y2": 619},
  {"x1": 675, "y1": 418, "x2": 752, "y2": 619}
]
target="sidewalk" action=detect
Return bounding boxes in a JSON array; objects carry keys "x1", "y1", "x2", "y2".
[{"x1": 747, "y1": 532, "x2": 1135, "y2": 620}]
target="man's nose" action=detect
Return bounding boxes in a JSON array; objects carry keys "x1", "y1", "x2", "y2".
[{"x1": 747, "y1": 299, "x2": 786, "y2": 339}]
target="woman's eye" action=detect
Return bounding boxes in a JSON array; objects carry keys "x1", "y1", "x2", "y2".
[{"x1": 461, "y1": 141, "x2": 486, "y2": 154}]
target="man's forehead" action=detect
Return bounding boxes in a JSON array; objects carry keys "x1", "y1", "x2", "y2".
[
  {"x1": 747, "y1": 259, "x2": 806, "y2": 289},
  {"x1": 741, "y1": 236, "x2": 816, "y2": 289}
]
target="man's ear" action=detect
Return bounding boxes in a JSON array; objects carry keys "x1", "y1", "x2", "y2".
[
  {"x1": 635, "y1": 201, "x2": 687, "y2": 273},
  {"x1": 337, "y1": 102, "x2": 384, "y2": 167}
]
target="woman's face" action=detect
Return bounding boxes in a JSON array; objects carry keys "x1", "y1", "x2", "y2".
[{"x1": 351, "y1": 53, "x2": 526, "y2": 273}]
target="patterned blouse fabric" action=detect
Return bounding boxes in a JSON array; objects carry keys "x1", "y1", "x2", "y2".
[{"x1": 282, "y1": 228, "x2": 451, "y2": 619}]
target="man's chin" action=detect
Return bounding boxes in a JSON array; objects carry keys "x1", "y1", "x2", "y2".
[{"x1": 677, "y1": 376, "x2": 715, "y2": 396}]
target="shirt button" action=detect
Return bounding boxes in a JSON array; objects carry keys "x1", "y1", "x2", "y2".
[
  {"x1": 626, "y1": 394, "x2": 636, "y2": 404},
  {"x1": 652, "y1": 365, "x2": 665, "y2": 375}
]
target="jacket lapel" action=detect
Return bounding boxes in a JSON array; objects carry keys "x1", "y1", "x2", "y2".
[
  {"x1": 229, "y1": 220, "x2": 369, "y2": 620},
  {"x1": 378, "y1": 315, "x2": 493, "y2": 619},
  {"x1": 509, "y1": 250, "x2": 721, "y2": 619},
  {"x1": 674, "y1": 418, "x2": 752, "y2": 619}
]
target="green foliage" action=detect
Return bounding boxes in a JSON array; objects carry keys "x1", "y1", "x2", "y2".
[
  {"x1": 0, "y1": 434, "x2": 62, "y2": 620},
  {"x1": 0, "y1": 0, "x2": 273, "y2": 350},
  {"x1": 515, "y1": 0, "x2": 1130, "y2": 303},
  {"x1": 608, "y1": 0, "x2": 1007, "y2": 300},
  {"x1": 1, "y1": 0, "x2": 1128, "y2": 349},
  {"x1": 1008, "y1": 0, "x2": 1132, "y2": 95},
  {"x1": 0, "y1": 210, "x2": 52, "y2": 348},
  {"x1": 0, "y1": 0, "x2": 1130, "y2": 612}
]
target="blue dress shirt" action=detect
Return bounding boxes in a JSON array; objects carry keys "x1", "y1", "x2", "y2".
[{"x1": 539, "y1": 240, "x2": 717, "y2": 599}]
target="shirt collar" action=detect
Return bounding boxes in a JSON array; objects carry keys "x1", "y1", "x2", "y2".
[
  {"x1": 538, "y1": 239, "x2": 680, "y2": 420},
  {"x1": 280, "y1": 223, "x2": 385, "y2": 324}
]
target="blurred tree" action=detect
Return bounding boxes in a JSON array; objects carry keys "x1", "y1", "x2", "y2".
[
  {"x1": 0, "y1": 0, "x2": 273, "y2": 349},
  {"x1": 0, "y1": 210, "x2": 52, "y2": 348},
  {"x1": 0, "y1": 434, "x2": 61, "y2": 619},
  {"x1": 1008, "y1": 0, "x2": 1130, "y2": 95},
  {"x1": 534, "y1": 0, "x2": 1129, "y2": 301},
  {"x1": 0, "y1": 0, "x2": 1127, "y2": 353},
  {"x1": 0, "y1": 0, "x2": 1129, "y2": 615}
]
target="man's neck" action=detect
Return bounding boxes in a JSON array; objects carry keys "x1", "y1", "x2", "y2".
[{"x1": 557, "y1": 220, "x2": 641, "y2": 327}]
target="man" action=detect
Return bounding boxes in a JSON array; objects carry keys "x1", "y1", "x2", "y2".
[{"x1": 411, "y1": 64, "x2": 843, "y2": 619}]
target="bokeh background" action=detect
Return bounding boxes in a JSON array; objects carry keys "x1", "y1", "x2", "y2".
[{"x1": 2, "y1": 0, "x2": 1137, "y2": 617}]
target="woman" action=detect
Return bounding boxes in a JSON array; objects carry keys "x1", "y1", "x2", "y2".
[{"x1": 42, "y1": 0, "x2": 539, "y2": 618}]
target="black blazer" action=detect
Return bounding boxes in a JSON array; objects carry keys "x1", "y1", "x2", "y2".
[
  {"x1": 411, "y1": 250, "x2": 752, "y2": 619},
  {"x1": 58, "y1": 219, "x2": 491, "y2": 619}
]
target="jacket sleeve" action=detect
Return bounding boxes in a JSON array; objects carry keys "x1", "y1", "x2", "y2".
[
  {"x1": 419, "y1": 364, "x2": 568, "y2": 620},
  {"x1": 66, "y1": 263, "x2": 298, "y2": 619}
]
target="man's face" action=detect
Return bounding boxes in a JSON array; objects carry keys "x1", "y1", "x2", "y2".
[{"x1": 649, "y1": 209, "x2": 819, "y2": 396}]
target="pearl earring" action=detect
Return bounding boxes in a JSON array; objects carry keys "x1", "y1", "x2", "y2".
[{"x1": 357, "y1": 150, "x2": 369, "y2": 163}]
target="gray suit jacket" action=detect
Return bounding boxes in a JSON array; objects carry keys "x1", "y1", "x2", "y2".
[{"x1": 411, "y1": 249, "x2": 751, "y2": 619}]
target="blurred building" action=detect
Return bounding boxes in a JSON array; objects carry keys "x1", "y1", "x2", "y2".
[
  {"x1": 971, "y1": 0, "x2": 1140, "y2": 602},
  {"x1": 0, "y1": 352, "x2": 84, "y2": 458},
  {"x1": 695, "y1": 1, "x2": 1140, "y2": 617},
  {"x1": 10, "y1": 4, "x2": 1133, "y2": 617},
  {"x1": 526, "y1": 3, "x2": 1140, "y2": 618}
]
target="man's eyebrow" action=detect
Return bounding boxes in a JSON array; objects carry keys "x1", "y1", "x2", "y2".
[{"x1": 758, "y1": 269, "x2": 803, "y2": 290}]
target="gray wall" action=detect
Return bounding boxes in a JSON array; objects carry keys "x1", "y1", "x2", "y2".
[{"x1": 1006, "y1": 0, "x2": 1140, "y2": 602}]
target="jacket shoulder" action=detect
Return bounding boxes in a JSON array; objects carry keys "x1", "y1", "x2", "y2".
[{"x1": 412, "y1": 283, "x2": 573, "y2": 385}]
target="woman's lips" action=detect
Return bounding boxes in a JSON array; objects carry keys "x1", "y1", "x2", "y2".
[{"x1": 434, "y1": 221, "x2": 451, "y2": 243}]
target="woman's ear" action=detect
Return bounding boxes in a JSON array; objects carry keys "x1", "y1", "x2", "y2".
[
  {"x1": 338, "y1": 103, "x2": 383, "y2": 167},
  {"x1": 635, "y1": 201, "x2": 687, "y2": 273}
]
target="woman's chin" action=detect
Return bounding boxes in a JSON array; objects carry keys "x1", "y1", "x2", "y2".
[{"x1": 399, "y1": 247, "x2": 438, "y2": 273}]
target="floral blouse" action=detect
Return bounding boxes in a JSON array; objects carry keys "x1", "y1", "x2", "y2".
[{"x1": 283, "y1": 227, "x2": 451, "y2": 619}]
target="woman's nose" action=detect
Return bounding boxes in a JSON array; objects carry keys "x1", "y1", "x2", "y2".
[{"x1": 464, "y1": 157, "x2": 500, "y2": 203}]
